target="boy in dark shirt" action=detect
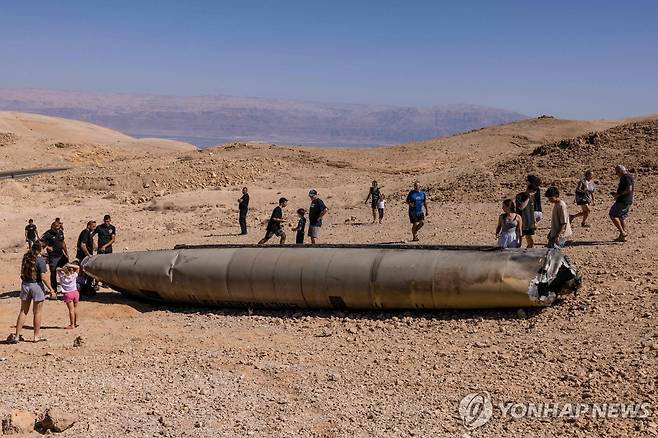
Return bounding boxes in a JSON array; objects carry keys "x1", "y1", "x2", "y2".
[
  {"x1": 25, "y1": 219, "x2": 39, "y2": 249},
  {"x1": 258, "y1": 198, "x2": 288, "y2": 245},
  {"x1": 292, "y1": 208, "x2": 307, "y2": 244}
]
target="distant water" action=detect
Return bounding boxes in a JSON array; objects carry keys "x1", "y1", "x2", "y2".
[{"x1": 129, "y1": 133, "x2": 385, "y2": 149}]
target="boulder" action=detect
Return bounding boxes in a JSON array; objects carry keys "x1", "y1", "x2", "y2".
[
  {"x1": 1, "y1": 409, "x2": 36, "y2": 434},
  {"x1": 36, "y1": 407, "x2": 77, "y2": 433}
]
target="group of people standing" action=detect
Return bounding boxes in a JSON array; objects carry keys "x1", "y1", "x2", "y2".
[
  {"x1": 255, "y1": 189, "x2": 328, "y2": 245},
  {"x1": 242, "y1": 181, "x2": 431, "y2": 244},
  {"x1": 496, "y1": 165, "x2": 635, "y2": 249},
  {"x1": 9, "y1": 215, "x2": 117, "y2": 343}
]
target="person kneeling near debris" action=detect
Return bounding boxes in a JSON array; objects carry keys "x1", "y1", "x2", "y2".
[
  {"x1": 57, "y1": 263, "x2": 80, "y2": 329},
  {"x1": 9, "y1": 242, "x2": 53, "y2": 343},
  {"x1": 545, "y1": 186, "x2": 573, "y2": 248},
  {"x1": 258, "y1": 198, "x2": 288, "y2": 245}
]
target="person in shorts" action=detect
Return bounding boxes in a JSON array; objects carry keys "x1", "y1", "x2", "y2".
[
  {"x1": 292, "y1": 208, "x2": 307, "y2": 244},
  {"x1": 308, "y1": 190, "x2": 328, "y2": 244},
  {"x1": 8, "y1": 242, "x2": 53, "y2": 343},
  {"x1": 57, "y1": 263, "x2": 80, "y2": 329},
  {"x1": 609, "y1": 165, "x2": 634, "y2": 242},
  {"x1": 25, "y1": 219, "x2": 39, "y2": 249},
  {"x1": 515, "y1": 188, "x2": 536, "y2": 248},
  {"x1": 258, "y1": 198, "x2": 288, "y2": 245},
  {"x1": 571, "y1": 170, "x2": 596, "y2": 227},
  {"x1": 364, "y1": 180, "x2": 382, "y2": 224},
  {"x1": 406, "y1": 181, "x2": 428, "y2": 242},
  {"x1": 527, "y1": 175, "x2": 543, "y2": 223}
]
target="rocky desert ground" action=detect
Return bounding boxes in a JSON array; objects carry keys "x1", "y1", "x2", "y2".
[{"x1": 0, "y1": 111, "x2": 657, "y2": 437}]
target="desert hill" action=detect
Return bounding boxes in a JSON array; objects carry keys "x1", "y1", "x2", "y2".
[
  {"x1": 0, "y1": 88, "x2": 527, "y2": 146},
  {"x1": 0, "y1": 111, "x2": 196, "y2": 169}
]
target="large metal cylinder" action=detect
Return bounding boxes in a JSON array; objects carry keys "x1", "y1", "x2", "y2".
[{"x1": 81, "y1": 244, "x2": 580, "y2": 310}]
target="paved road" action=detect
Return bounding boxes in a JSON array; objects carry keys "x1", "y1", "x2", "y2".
[{"x1": 0, "y1": 167, "x2": 69, "y2": 180}]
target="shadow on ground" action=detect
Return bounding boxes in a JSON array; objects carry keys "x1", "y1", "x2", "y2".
[{"x1": 80, "y1": 289, "x2": 552, "y2": 322}]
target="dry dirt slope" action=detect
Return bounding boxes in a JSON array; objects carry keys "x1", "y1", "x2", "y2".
[
  {"x1": 0, "y1": 111, "x2": 196, "y2": 169},
  {"x1": 0, "y1": 114, "x2": 656, "y2": 437}
]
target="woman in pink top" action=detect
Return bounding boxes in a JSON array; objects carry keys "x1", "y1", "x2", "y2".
[{"x1": 57, "y1": 263, "x2": 80, "y2": 329}]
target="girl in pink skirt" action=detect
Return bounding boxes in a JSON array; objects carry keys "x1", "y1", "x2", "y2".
[{"x1": 57, "y1": 263, "x2": 80, "y2": 329}]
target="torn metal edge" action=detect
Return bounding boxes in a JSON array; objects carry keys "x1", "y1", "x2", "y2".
[{"x1": 528, "y1": 249, "x2": 581, "y2": 305}]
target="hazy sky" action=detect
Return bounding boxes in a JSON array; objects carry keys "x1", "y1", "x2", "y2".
[{"x1": 2, "y1": 0, "x2": 657, "y2": 119}]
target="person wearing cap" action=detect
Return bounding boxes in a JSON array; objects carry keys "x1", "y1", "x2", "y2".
[
  {"x1": 609, "y1": 165, "x2": 634, "y2": 242},
  {"x1": 545, "y1": 186, "x2": 573, "y2": 248},
  {"x1": 406, "y1": 181, "x2": 429, "y2": 242},
  {"x1": 258, "y1": 197, "x2": 288, "y2": 245},
  {"x1": 307, "y1": 189, "x2": 328, "y2": 244}
]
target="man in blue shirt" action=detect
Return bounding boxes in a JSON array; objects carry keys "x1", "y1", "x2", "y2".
[
  {"x1": 308, "y1": 189, "x2": 328, "y2": 244},
  {"x1": 406, "y1": 181, "x2": 429, "y2": 242}
]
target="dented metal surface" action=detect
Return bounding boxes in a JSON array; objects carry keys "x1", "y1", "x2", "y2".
[{"x1": 81, "y1": 244, "x2": 580, "y2": 309}]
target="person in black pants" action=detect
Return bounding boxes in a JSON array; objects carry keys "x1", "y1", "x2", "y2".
[
  {"x1": 40, "y1": 221, "x2": 68, "y2": 295},
  {"x1": 238, "y1": 187, "x2": 249, "y2": 235},
  {"x1": 292, "y1": 208, "x2": 307, "y2": 244},
  {"x1": 76, "y1": 221, "x2": 96, "y2": 261},
  {"x1": 94, "y1": 215, "x2": 116, "y2": 254}
]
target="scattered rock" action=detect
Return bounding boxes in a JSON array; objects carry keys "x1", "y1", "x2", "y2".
[{"x1": 73, "y1": 336, "x2": 84, "y2": 347}]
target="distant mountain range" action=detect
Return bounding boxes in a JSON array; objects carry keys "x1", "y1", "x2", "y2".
[{"x1": 0, "y1": 89, "x2": 527, "y2": 146}]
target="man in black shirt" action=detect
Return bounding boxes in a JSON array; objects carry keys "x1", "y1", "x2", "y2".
[
  {"x1": 94, "y1": 215, "x2": 116, "y2": 254},
  {"x1": 307, "y1": 189, "x2": 328, "y2": 245},
  {"x1": 25, "y1": 219, "x2": 39, "y2": 249},
  {"x1": 258, "y1": 198, "x2": 287, "y2": 245},
  {"x1": 41, "y1": 221, "x2": 68, "y2": 292},
  {"x1": 76, "y1": 221, "x2": 97, "y2": 261},
  {"x1": 609, "y1": 165, "x2": 634, "y2": 242},
  {"x1": 238, "y1": 187, "x2": 249, "y2": 235}
]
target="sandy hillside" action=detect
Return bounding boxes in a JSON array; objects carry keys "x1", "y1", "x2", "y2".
[
  {"x1": 0, "y1": 114, "x2": 657, "y2": 437},
  {"x1": 0, "y1": 111, "x2": 196, "y2": 169}
]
